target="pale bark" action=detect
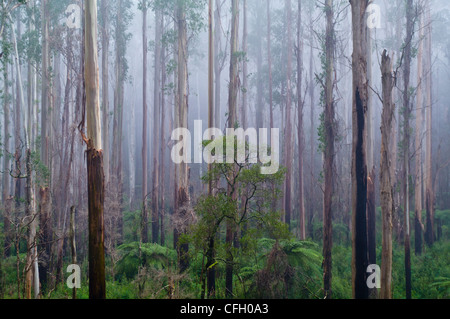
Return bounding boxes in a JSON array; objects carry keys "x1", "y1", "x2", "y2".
[
  {"x1": 214, "y1": 0, "x2": 223, "y2": 129},
  {"x1": 414, "y1": 13, "x2": 424, "y2": 256},
  {"x1": 175, "y1": 1, "x2": 191, "y2": 272},
  {"x1": 380, "y1": 50, "x2": 394, "y2": 299},
  {"x1": 241, "y1": 0, "x2": 247, "y2": 130},
  {"x1": 85, "y1": 0, "x2": 106, "y2": 299},
  {"x1": 101, "y1": 0, "x2": 110, "y2": 183},
  {"x1": 255, "y1": 4, "x2": 263, "y2": 131}
]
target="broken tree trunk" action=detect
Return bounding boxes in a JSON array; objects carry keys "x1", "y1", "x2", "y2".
[{"x1": 84, "y1": 0, "x2": 106, "y2": 299}]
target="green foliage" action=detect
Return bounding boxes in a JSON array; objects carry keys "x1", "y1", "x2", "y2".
[
  {"x1": 238, "y1": 238, "x2": 322, "y2": 299},
  {"x1": 122, "y1": 210, "x2": 141, "y2": 243},
  {"x1": 436, "y1": 210, "x2": 450, "y2": 241},
  {"x1": 430, "y1": 277, "x2": 450, "y2": 298},
  {"x1": 150, "y1": 0, "x2": 207, "y2": 37},
  {"x1": 112, "y1": 0, "x2": 134, "y2": 84},
  {"x1": 115, "y1": 242, "x2": 176, "y2": 280},
  {"x1": 281, "y1": 239, "x2": 322, "y2": 270}
]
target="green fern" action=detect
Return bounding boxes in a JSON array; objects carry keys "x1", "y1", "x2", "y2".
[
  {"x1": 430, "y1": 277, "x2": 450, "y2": 297},
  {"x1": 115, "y1": 242, "x2": 176, "y2": 279},
  {"x1": 280, "y1": 239, "x2": 323, "y2": 272}
]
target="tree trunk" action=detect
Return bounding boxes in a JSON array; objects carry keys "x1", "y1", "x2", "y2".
[
  {"x1": 424, "y1": 3, "x2": 434, "y2": 248},
  {"x1": 214, "y1": 1, "x2": 222, "y2": 129},
  {"x1": 350, "y1": 0, "x2": 369, "y2": 299},
  {"x1": 366, "y1": 30, "x2": 376, "y2": 283},
  {"x1": 241, "y1": 0, "x2": 247, "y2": 130},
  {"x1": 70, "y1": 206, "x2": 77, "y2": 299},
  {"x1": 160, "y1": 14, "x2": 167, "y2": 246},
  {"x1": 141, "y1": 1, "x2": 149, "y2": 244},
  {"x1": 284, "y1": 0, "x2": 293, "y2": 229},
  {"x1": 322, "y1": 0, "x2": 334, "y2": 299},
  {"x1": 152, "y1": 8, "x2": 162, "y2": 244},
  {"x1": 175, "y1": 1, "x2": 191, "y2": 273},
  {"x1": 308, "y1": 11, "x2": 315, "y2": 239},
  {"x1": 204, "y1": 0, "x2": 216, "y2": 298},
  {"x1": 25, "y1": 149, "x2": 38, "y2": 299},
  {"x1": 255, "y1": 4, "x2": 263, "y2": 131},
  {"x1": 39, "y1": 0, "x2": 52, "y2": 290},
  {"x1": 225, "y1": 0, "x2": 239, "y2": 298},
  {"x1": 414, "y1": 12, "x2": 424, "y2": 256},
  {"x1": 380, "y1": 50, "x2": 394, "y2": 299},
  {"x1": 101, "y1": 0, "x2": 110, "y2": 184},
  {"x1": 402, "y1": 0, "x2": 413, "y2": 300},
  {"x1": 85, "y1": 0, "x2": 106, "y2": 299},
  {"x1": 112, "y1": 0, "x2": 125, "y2": 246},
  {"x1": 2, "y1": 37, "x2": 11, "y2": 258},
  {"x1": 296, "y1": 0, "x2": 305, "y2": 241}
]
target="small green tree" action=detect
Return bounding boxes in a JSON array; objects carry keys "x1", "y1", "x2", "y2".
[{"x1": 190, "y1": 136, "x2": 286, "y2": 298}]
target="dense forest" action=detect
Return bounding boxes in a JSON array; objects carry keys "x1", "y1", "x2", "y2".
[{"x1": 0, "y1": 0, "x2": 449, "y2": 300}]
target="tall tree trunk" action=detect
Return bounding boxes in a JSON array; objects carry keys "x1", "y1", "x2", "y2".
[
  {"x1": 322, "y1": 0, "x2": 334, "y2": 299},
  {"x1": 414, "y1": 12, "x2": 424, "y2": 256},
  {"x1": 267, "y1": 0, "x2": 273, "y2": 147},
  {"x1": 402, "y1": 0, "x2": 413, "y2": 300},
  {"x1": 255, "y1": 4, "x2": 263, "y2": 131},
  {"x1": 2, "y1": 33, "x2": 11, "y2": 258},
  {"x1": 424, "y1": 3, "x2": 434, "y2": 248},
  {"x1": 112, "y1": 0, "x2": 125, "y2": 246},
  {"x1": 241, "y1": 0, "x2": 247, "y2": 130},
  {"x1": 366, "y1": 29, "x2": 376, "y2": 278},
  {"x1": 13, "y1": 8, "x2": 23, "y2": 263},
  {"x1": 225, "y1": 0, "x2": 239, "y2": 298},
  {"x1": 206, "y1": 0, "x2": 216, "y2": 299},
  {"x1": 160, "y1": 14, "x2": 167, "y2": 247},
  {"x1": 152, "y1": 8, "x2": 162, "y2": 244},
  {"x1": 308, "y1": 11, "x2": 315, "y2": 239},
  {"x1": 349, "y1": 0, "x2": 369, "y2": 299},
  {"x1": 175, "y1": 1, "x2": 191, "y2": 273},
  {"x1": 214, "y1": 1, "x2": 222, "y2": 129},
  {"x1": 25, "y1": 149, "x2": 38, "y2": 299},
  {"x1": 284, "y1": 0, "x2": 293, "y2": 229},
  {"x1": 39, "y1": 0, "x2": 52, "y2": 291},
  {"x1": 296, "y1": 0, "x2": 305, "y2": 241},
  {"x1": 101, "y1": 0, "x2": 110, "y2": 184},
  {"x1": 141, "y1": 0, "x2": 149, "y2": 244},
  {"x1": 84, "y1": 0, "x2": 106, "y2": 299},
  {"x1": 380, "y1": 50, "x2": 394, "y2": 299}
]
